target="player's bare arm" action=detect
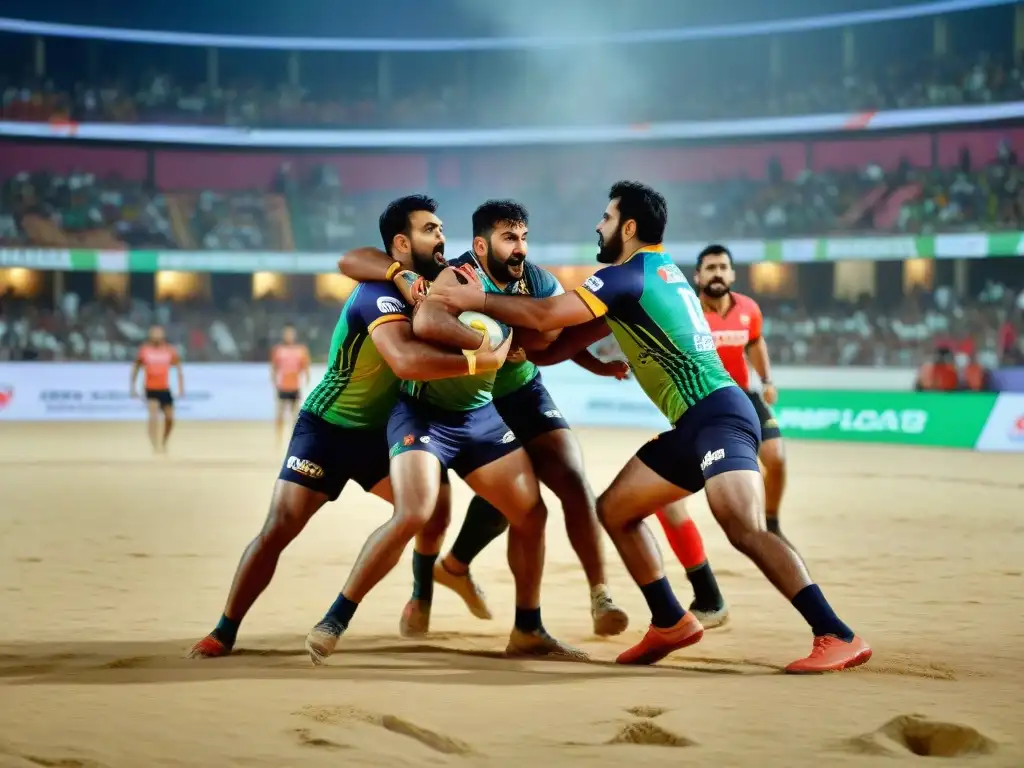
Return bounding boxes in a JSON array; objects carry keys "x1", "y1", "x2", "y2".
[
  {"x1": 431, "y1": 267, "x2": 596, "y2": 333},
  {"x1": 129, "y1": 358, "x2": 142, "y2": 398},
  {"x1": 746, "y1": 336, "x2": 776, "y2": 403},
  {"x1": 528, "y1": 318, "x2": 611, "y2": 365},
  {"x1": 412, "y1": 298, "x2": 489, "y2": 352},
  {"x1": 174, "y1": 356, "x2": 185, "y2": 397},
  {"x1": 371, "y1": 319, "x2": 509, "y2": 381},
  {"x1": 338, "y1": 246, "x2": 428, "y2": 304}
]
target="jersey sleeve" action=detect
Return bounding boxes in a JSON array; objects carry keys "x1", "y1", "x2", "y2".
[
  {"x1": 527, "y1": 264, "x2": 565, "y2": 298},
  {"x1": 352, "y1": 281, "x2": 412, "y2": 334},
  {"x1": 746, "y1": 298, "x2": 764, "y2": 343},
  {"x1": 573, "y1": 263, "x2": 642, "y2": 319}
]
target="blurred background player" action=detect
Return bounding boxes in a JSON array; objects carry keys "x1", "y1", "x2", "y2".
[
  {"x1": 430, "y1": 181, "x2": 871, "y2": 673},
  {"x1": 130, "y1": 324, "x2": 184, "y2": 455},
  {"x1": 188, "y1": 195, "x2": 509, "y2": 659},
  {"x1": 270, "y1": 323, "x2": 311, "y2": 443},
  {"x1": 338, "y1": 199, "x2": 630, "y2": 638},
  {"x1": 655, "y1": 243, "x2": 795, "y2": 629}
]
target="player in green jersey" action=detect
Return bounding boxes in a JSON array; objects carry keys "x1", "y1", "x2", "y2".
[
  {"x1": 188, "y1": 195, "x2": 509, "y2": 659},
  {"x1": 429, "y1": 181, "x2": 872, "y2": 675},
  {"x1": 336, "y1": 200, "x2": 631, "y2": 640},
  {"x1": 304, "y1": 209, "x2": 586, "y2": 665}
]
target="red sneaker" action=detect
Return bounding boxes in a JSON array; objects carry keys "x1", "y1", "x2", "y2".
[
  {"x1": 187, "y1": 634, "x2": 230, "y2": 659},
  {"x1": 785, "y1": 635, "x2": 872, "y2": 674},
  {"x1": 616, "y1": 613, "x2": 704, "y2": 665}
]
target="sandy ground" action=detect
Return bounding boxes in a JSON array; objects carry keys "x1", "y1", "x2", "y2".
[{"x1": 0, "y1": 422, "x2": 1022, "y2": 768}]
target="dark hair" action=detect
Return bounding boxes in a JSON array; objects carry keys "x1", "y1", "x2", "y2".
[
  {"x1": 472, "y1": 199, "x2": 529, "y2": 239},
  {"x1": 608, "y1": 181, "x2": 667, "y2": 244},
  {"x1": 378, "y1": 194, "x2": 438, "y2": 256},
  {"x1": 696, "y1": 244, "x2": 733, "y2": 269}
]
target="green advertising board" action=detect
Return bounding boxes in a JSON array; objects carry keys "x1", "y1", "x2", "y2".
[{"x1": 772, "y1": 390, "x2": 998, "y2": 448}]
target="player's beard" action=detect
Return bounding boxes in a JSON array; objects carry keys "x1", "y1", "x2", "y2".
[
  {"x1": 411, "y1": 242, "x2": 446, "y2": 280},
  {"x1": 596, "y1": 227, "x2": 623, "y2": 264},
  {"x1": 701, "y1": 279, "x2": 731, "y2": 299},
  {"x1": 486, "y1": 242, "x2": 525, "y2": 284}
]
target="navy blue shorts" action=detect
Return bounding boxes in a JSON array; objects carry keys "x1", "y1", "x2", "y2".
[
  {"x1": 278, "y1": 410, "x2": 391, "y2": 501},
  {"x1": 145, "y1": 389, "x2": 174, "y2": 408},
  {"x1": 637, "y1": 386, "x2": 762, "y2": 493},
  {"x1": 278, "y1": 390, "x2": 301, "y2": 402},
  {"x1": 746, "y1": 390, "x2": 782, "y2": 441},
  {"x1": 387, "y1": 396, "x2": 522, "y2": 478},
  {"x1": 493, "y1": 373, "x2": 570, "y2": 445}
]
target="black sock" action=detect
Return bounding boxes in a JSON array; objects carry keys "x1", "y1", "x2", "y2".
[
  {"x1": 791, "y1": 584, "x2": 854, "y2": 641},
  {"x1": 450, "y1": 495, "x2": 510, "y2": 566},
  {"x1": 766, "y1": 515, "x2": 781, "y2": 535},
  {"x1": 324, "y1": 594, "x2": 359, "y2": 628},
  {"x1": 411, "y1": 551, "x2": 437, "y2": 602},
  {"x1": 213, "y1": 614, "x2": 240, "y2": 647},
  {"x1": 514, "y1": 607, "x2": 542, "y2": 633},
  {"x1": 639, "y1": 577, "x2": 686, "y2": 628},
  {"x1": 686, "y1": 563, "x2": 725, "y2": 611}
]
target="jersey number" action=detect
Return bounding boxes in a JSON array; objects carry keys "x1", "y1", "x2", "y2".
[{"x1": 678, "y1": 288, "x2": 712, "y2": 333}]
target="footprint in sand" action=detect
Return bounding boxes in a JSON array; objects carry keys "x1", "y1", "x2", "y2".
[
  {"x1": 624, "y1": 706, "x2": 668, "y2": 718},
  {"x1": 607, "y1": 721, "x2": 695, "y2": 748},
  {"x1": 293, "y1": 705, "x2": 473, "y2": 756},
  {"x1": 844, "y1": 714, "x2": 998, "y2": 758}
]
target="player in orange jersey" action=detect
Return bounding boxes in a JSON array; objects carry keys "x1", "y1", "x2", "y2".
[
  {"x1": 655, "y1": 245, "x2": 797, "y2": 630},
  {"x1": 270, "y1": 324, "x2": 311, "y2": 442},
  {"x1": 130, "y1": 324, "x2": 185, "y2": 454}
]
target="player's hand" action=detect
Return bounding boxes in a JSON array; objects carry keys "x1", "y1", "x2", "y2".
[
  {"x1": 505, "y1": 346, "x2": 528, "y2": 364},
  {"x1": 478, "y1": 329, "x2": 514, "y2": 372},
  {"x1": 428, "y1": 265, "x2": 485, "y2": 311},
  {"x1": 762, "y1": 383, "x2": 778, "y2": 405},
  {"x1": 393, "y1": 269, "x2": 428, "y2": 305},
  {"x1": 600, "y1": 360, "x2": 632, "y2": 380}
]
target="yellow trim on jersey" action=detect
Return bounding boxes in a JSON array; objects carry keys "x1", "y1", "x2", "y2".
[
  {"x1": 368, "y1": 313, "x2": 409, "y2": 333},
  {"x1": 574, "y1": 286, "x2": 609, "y2": 318}
]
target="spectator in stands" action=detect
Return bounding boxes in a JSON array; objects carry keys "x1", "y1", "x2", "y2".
[{"x1": 914, "y1": 346, "x2": 960, "y2": 391}]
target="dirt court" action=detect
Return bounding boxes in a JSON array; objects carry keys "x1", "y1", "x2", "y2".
[{"x1": 0, "y1": 422, "x2": 1022, "y2": 767}]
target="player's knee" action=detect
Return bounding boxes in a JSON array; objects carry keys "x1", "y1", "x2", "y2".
[
  {"x1": 263, "y1": 501, "x2": 314, "y2": 547},
  {"x1": 718, "y1": 514, "x2": 760, "y2": 556},
  {"x1": 760, "y1": 443, "x2": 785, "y2": 475},
  {"x1": 392, "y1": 506, "x2": 433, "y2": 540},
  {"x1": 595, "y1": 492, "x2": 620, "y2": 530},
  {"x1": 508, "y1": 497, "x2": 547, "y2": 533},
  {"x1": 544, "y1": 463, "x2": 594, "y2": 511}
]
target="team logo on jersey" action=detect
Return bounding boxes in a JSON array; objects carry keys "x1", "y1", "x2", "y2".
[
  {"x1": 500, "y1": 430, "x2": 516, "y2": 444},
  {"x1": 287, "y1": 456, "x2": 324, "y2": 479},
  {"x1": 657, "y1": 264, "x2": 686, "y2": 284},
  {"x1": 376, "y1": 296, "x2": 406, "y2": 315},
  {"x1": 712, "y1": 329, "x2": 750, "y2": 348},
  {"x1": 700, "y1": 448, "x2": 725, "y2": 472},
  {"x1": 543, "y1": 409, "x2": 562, "y2": 419},
  {"x1": 403, "y1": 434, "x2": 415, "y2": 446},
  {"x1": 0, "y1": 385, "x2": 12, "y2": 412},
  {"x1": 739, "y1": 314, "x2": 750, "y2": 326},
  {"x1": 419, "y1": 435, "x2": 431, "y2": 444},
  {"x1": 694, "y1": 334, "x2": 716, "y2": 352},
  {"x1": 582, "y1": 275, "x2": 604, "y2": 293}
]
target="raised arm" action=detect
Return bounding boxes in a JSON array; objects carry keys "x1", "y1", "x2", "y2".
[{"x1": 337, "y1": 246, "x2": 395, "y2": 282}]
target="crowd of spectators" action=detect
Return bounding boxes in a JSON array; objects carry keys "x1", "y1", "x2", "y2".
[
  {"x1": 3, "y1": 280, "x2": 1022, "y2": 370},
  {"x1": 0, "y1": 47, "x2": 1021, "y2": 129}
]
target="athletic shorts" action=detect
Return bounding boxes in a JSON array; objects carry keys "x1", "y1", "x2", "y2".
[
  {"x1": 387, "y1": 396, "x2": 521, "y2": 478},
  {"x1": 493, "y1": 373, "x2": 570, "y2": 445},
  {"x1": 637, "y1": 386, "x2": 762, "y2": 494},
  {"x1": 278, "y1": 410, "x2": 391, "y2": 501},
  {"x1": 746, "y1": 390, "x2": 781, "y2": 441},
  {"x1": 145, "y1": 389, "x2": 174, "y2": 408},
  {"x1": 277, "y1": 389, "x2": 300, "y2": 402}
]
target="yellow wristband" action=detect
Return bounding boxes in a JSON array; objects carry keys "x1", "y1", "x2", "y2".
[
  {"x1": 385, "y1": 261, "x2": 401, "y2": 281},
  {"x1": 463, "y1": 349, "x2": 477, "y2": 376}
]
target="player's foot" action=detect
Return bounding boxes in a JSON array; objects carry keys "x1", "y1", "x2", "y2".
[
  {"x1": 616, "y1": 613, "x2": 704, "y2": 666},
  {"x1": 591, "y1": 590, "x2": 629, "y2": 637},
  {"x1": 187, "y1": 633, "x2": 231, "y2": 659},
  {"x1": 506, "y1": 628, "x2": 589, "y2": 661},
  {"x1": 785, "y1": 634, "x2": 872, "y2": 674},
  {"x1": 305, "y1": 619, "x2": 346, "y2": 665},
  {"x1": 399, "y1": 599, "x2": 431, "y2": 638},
  {"x1": 433, "y1": 561, "x2": 492, "y2": 620},
  {"x1": 689, "y1": 600, "x2": 730, "y2": 630}
]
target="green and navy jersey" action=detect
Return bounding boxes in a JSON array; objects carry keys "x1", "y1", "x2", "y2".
[
  {"x1": 574, "y1": 246, "x2": 736, "y2": 424},
  {"x1": 452, "y1": 252, "x2": 564, "y2": 399},
  {"x1": 399, "y1": 251, "x2": 514, "y2": 412},
  {"x1": 303, "y1": 282, "x2": 410, "y2": 428}
]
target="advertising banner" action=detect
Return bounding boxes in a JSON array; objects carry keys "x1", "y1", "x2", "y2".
[
  {"x1": 773, "y1": 390, "x2": 997, "y2": 447},
  {"x1": 974, "y1": 394, "x2": 1024, "y2": 452}
]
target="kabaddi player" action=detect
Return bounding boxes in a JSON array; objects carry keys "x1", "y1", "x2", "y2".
[
  {"x1": 304, "y1": 217, "x2": 588, "y2": 666},
  {"x1": 429, "y1": 181, "x2": 872, "y2": 673},
  {"x1": 188, "y1": 195, "x2": 510, "y2": 659},
  {"x1": 337, "y1": 200, "x2": 630, "y2": 639},
  {"x1": 129, "y1": 324, "x2": 184, "y2": 454},
  {"x1": 270, "y1": 324, "x2": 311, "y2": 443},
  {"x1": 655, "y1": 244, "x2": 797, "y2": 629}
]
